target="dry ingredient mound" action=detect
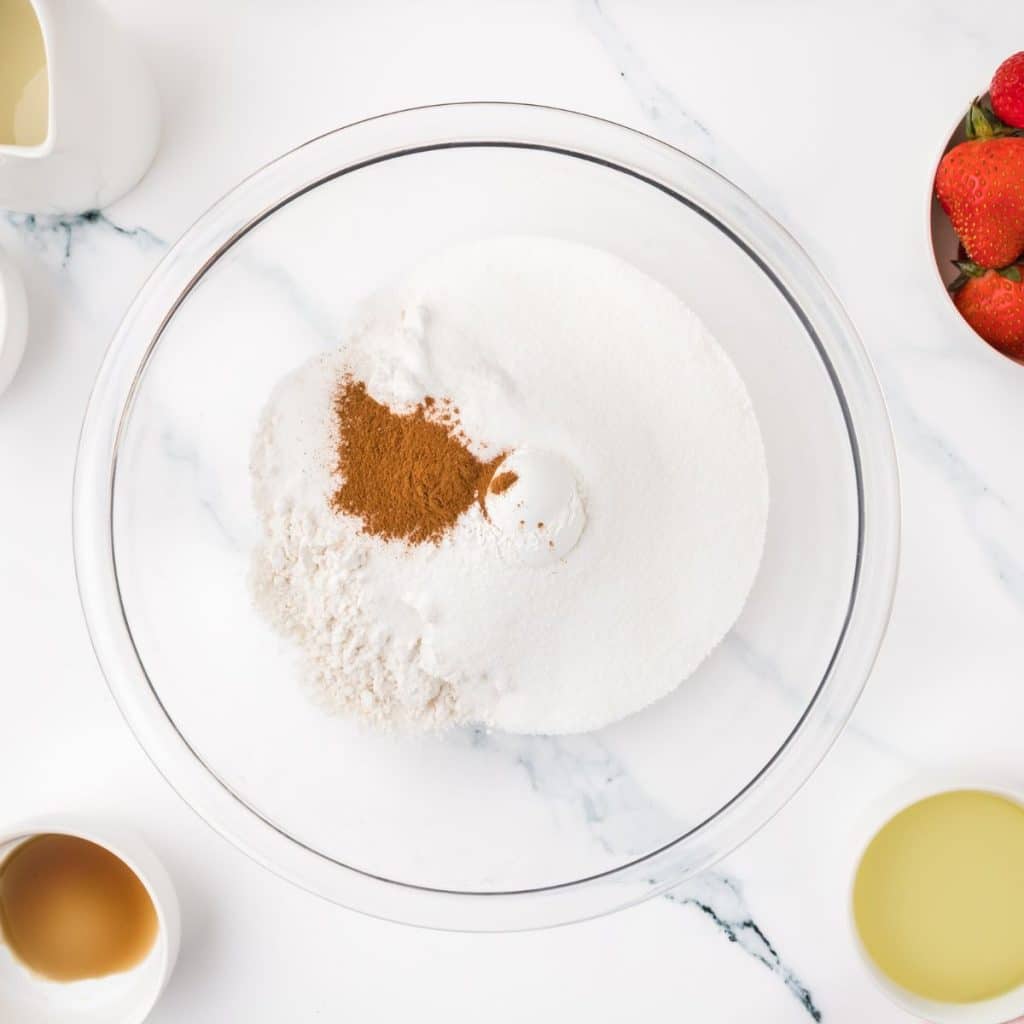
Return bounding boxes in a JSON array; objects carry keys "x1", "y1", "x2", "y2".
[
  {"x1": 331, "y1": 378, "x2": 503, "y2": 544},
  {"x1": 250, "y1": 236, "x2": 769, "y2": 734}
]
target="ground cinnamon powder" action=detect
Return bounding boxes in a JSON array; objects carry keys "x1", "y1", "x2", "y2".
[
  {"x1": 489, "y1": 471, "x2": 518, "y2": 495},
  {"x1": 331, "y1": 377, "x2": 504, "y2": 544}
]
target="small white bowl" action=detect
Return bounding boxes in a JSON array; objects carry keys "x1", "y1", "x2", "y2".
[
  {"x1": 848, "y1": 776, "x2": 1024, "y2": 1023},
  {"x1": 0, "y1": 247, "x2": 28, "y2": 395},
  {"x1": 926, "y1": 93, "x2": 1024, "y2": 369},
  {"x1": 0, "y1": 816, "x2": 180, "y2": 1024}
]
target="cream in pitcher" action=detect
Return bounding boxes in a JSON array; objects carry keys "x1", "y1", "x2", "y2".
[
  {"x1": 0, "y1": 0, "x2": 49, "y2": 147},
  {"x1": 0, "y1": 0, "x2": 159, "y2": 213}
]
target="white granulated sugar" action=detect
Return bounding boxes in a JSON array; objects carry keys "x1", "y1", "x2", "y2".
[{"x1": 250, "y1": 236, "x2": 769, "y2": 734}]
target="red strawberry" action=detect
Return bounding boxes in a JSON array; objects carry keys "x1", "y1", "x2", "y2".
[
  {"x1": 935, "y1": 102, "x2": 1024, "y2": 267},
  {"x1": 951, "y1": 261, "x2": 1024, "y2": 360},
  {"x1": 933, "y1": 130, "x2": 1024, "y2": 266},
  {"x1": 991, "y1": 52, "x2": 1024, "y2": 129}
]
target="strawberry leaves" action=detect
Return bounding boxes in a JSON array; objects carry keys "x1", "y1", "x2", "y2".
[
  {"x1": 949, "y1": 260, "x2": 1022, "y2": 293},
  {"x1": 964, "y1": 99, "x2": 1024, "y2": 140}
]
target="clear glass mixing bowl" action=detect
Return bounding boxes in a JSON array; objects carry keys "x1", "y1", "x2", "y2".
[{"x1": 73, "y1": 103, "x2": 900, "y2": 931}]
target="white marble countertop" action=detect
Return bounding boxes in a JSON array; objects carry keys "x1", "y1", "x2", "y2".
[{"x1": 3, "y1": 1, "x2": 1024, "y2": 1020}]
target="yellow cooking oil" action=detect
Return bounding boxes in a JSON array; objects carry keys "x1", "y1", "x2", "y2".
[
  {"x1": 853, "y1": 789, "x2": 1024, "y2": 1004},
  {"x1": 0, "y1": 0, "x2": 48, "y2": 146}
]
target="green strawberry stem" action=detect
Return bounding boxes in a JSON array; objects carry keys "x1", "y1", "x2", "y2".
[
  {"x1": 949, "y1": 260, "x2": 1023, "y2": 292},
  {"x1": 953, "y1": 260, "x2": 987, "y2": 278},
  {"x1": 964, "y1": 99, "x2": 1024, "y2": 140}
]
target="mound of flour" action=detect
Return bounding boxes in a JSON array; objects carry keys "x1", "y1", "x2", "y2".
[{"x1": 250, "y1": 236, "x2": 769, "y2": 734}]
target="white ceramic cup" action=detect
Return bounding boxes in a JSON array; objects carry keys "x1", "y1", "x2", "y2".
[
  {"x1": 0, "y1": 816, "x2": 180, "y2": 1024},
  {"x1": 0, "y1": 0, "x2": 160, "y2": 214},
  {"x1": 848, "y1": 777, "x2": 1024, "y2": 1024},
  {"x1": 0, "y1": 247, "x2": 28, "y2": 395}
]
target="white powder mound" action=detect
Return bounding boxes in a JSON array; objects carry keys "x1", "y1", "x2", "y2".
[{"x1": 250, "y1": 236, "x2": 769, "y2": 734}]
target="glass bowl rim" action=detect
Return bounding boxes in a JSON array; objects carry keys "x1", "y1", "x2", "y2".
[{"x1": 73, "y1": 101, "x2": 901, "y2": 932}]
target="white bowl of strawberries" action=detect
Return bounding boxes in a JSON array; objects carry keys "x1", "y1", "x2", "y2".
[{"x1": 931, "y1": 52, "x2": 1024, "y2": 365}]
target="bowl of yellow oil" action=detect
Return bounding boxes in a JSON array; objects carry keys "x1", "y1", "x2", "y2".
[{"x1": 851, "y1": 782, "x2": 1024, "y2": 1023}]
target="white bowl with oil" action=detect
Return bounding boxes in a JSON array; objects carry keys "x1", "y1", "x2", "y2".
[
  {"x1": 849, "y1": 777, "x2": 1024, "y2": 1023},
  {"x1": 0, "y1": 816, "x2": 180, "y2": 1024}
]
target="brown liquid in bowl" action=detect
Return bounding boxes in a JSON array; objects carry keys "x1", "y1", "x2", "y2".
[{"x1": 0, "y1": 834, "x2": 158, "y2": 981}]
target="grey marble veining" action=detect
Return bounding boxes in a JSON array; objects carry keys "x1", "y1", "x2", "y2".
[
  {"x1": 724, "y1": 630, "x2": 912, "y2": 763},
  {"x1": 580, "y1": 0, "x2": 715, "y2": 163},
  {"x1": 4, "y1": 209, "x2": 164, "y2": 267},
  {"x1": 157, "y1": 426, "x2": 246, "y2": 552},
  {"x1": 467, "y1": 727, "x2": 682, "y2": 857},
  {"x1": 875, "y1": 347, "x2": 1024, "y2": 606},
  {"x1": 579, "y1": 0, "x2": 780, "y2": 210},
  {"x1": 469, "y1": 725, "x2": 820, "y2": 1016},
  {"x1": 666, "y1": 874, "x2": 822, "y2": 1021}
]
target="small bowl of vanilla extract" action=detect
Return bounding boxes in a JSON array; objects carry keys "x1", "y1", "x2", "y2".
[{"x1": 0, "y1": 817, "x2": 180, "y2": 1023}]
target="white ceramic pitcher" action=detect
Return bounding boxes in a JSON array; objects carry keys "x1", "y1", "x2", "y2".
[{"x1": 0, "y1": 0, "x2": 160, "y2": 214}]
